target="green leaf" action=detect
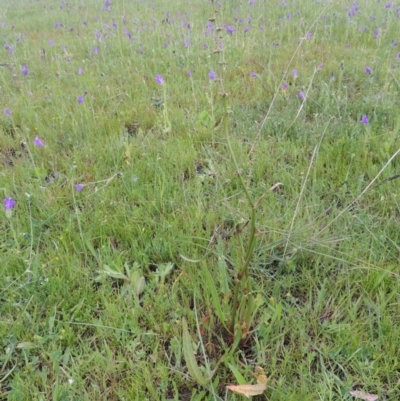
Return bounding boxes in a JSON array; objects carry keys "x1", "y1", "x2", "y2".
[
  {"x1": 98, "y1": 265, "x2": 127, "y2": 280},
  {"x1": 182, "y1": 318, "x2": 209, "y2": 386},
  {"x1": 227, "y1": 363, "x2": 247, "y2": 385},
  {"x1": 202, "y1": 263, "x2": 227, "y2": 328},
  {"x1": 133, "y1": 276, "x2": 145, "y2": 296}
]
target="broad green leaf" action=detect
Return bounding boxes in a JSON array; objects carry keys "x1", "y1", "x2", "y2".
[
  {"x1": 182, "y1": 318, "x2": 209, "y2": 386},
  {"x1": 202, "y1": 263, "x2": 227, "y2": 327},
  {"x1": 99, "y1": 265, "x2": 127, "y2": 280},
  {"x1": 228, "y1": 363, "x2": 247, "y2": 385},
  {"x1": 133, "y1": 276, "x2": 145, "y2": 296}
]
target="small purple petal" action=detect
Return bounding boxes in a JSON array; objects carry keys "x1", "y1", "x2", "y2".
[
  {"x1": 155, "y1": 74, "x2": 164, "y2": 84},
  {"x1": 4, "y1": 197, "x2": 16, "y2": 210},
  {"x1": 75, "y1": 184, "x2": 83, "y2": 192},
  {"x1": 4, "y1": 108, "x2": 11, "y2": 116},
  {"x1": 250, "y1": 71, "x2": 257, "y2": 78},
  {"x1": 77, "y1": 67, "x2": 83, "y2": 74},
  {"x1": 298, "y1": 91, "x2": 305, "y2": 99},
  {"x1": 282, "y1": 83, "x2": 288, "y2": 90},
  {"x1": 77, "y1": 96, "x2": 84, "y2": 103},
  {"x1": 34, "y1": 136, "x2": 45, "y2": 147},
  {"x1": 21, "y1": 64, "x2": 28, "y2": 75},
  {"x1": 209, "y1": 70, "x2": 216, "y2": 80},
  {"x1": 365, "y1": 65, "x2": 372, "y2": 74},
  {"x1": 187, "y1": 70, "x2": 192, "y2": 77},
  {"x1": 292, "y1": 69, "x2": 298, "y2": 77},
  {"x1": 361, "y1": 115, "x2": 369, "y2": 124}
]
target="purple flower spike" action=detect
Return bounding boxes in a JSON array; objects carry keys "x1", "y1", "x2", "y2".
[
  {"x1": 282, "y1": 83, "x2": 288, "y2": 90},
  {"x1": 4, "y1": 197, "x2": 15, "y2": 211},
  {"x1": 34, "y1": 136, "x2": 45, "y2": 147},
  {"x1": 155, "y1": 74, "x2": 164, "y2": 84},
  {"x1": 21, "y1": 64, "x2": 28, "y2": 75},
  {"x1": 361, "y1": 115, "x2": 369, "y2": 124},
  {"x1": 298, "y1": 91, "x2": 305, "y2": 99},
  {"x1": 365, "y1": 66, "x2": 372, "y2": 74},
  {"x1": 77, "y1": 96, "x2": 84, "y2": 103},
  {"x1": 93, "y1": 46, "x2": 99, "y2": 54},
  {"x1": 75, "y1": 184, "x2": 83, "y2": 192},
  {"x1": 292, "y1": 69, "x2": 298, "y2": 77},
  {"x1": 4, "y1": 108, "x2": 11, "y2": 116},
  {"x1": 209, "y1": 70, "x2": 216, "y2": 80}
]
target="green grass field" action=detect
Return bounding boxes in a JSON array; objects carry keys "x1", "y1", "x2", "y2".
[{"x1": 1, "y1": 0, "x2": 400, "y2": 399}]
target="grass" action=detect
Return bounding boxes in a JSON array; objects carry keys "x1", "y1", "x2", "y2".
[{"x1": 1, "y1": 0, "x2": 400, "y2": 399}]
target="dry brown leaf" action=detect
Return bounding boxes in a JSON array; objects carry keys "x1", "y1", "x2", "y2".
[
  {"x1": 226, "y1": 383, "x2": 267, "y2": 398},
  {"x1": 253, "y1": 366, "x2": 268, "y2": 385},
  {"x1": 349, "y1": 390, "x2": 379, "y2": 401}
]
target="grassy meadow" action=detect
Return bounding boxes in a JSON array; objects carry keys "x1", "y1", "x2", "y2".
[{"x1": 1, "y1": 0, "x2": 400, "y2": 399}]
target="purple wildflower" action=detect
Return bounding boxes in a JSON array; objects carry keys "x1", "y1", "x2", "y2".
[
  {"x1": 75, "y1": 184, "x2": 83, "y2": 192},
  {"x1": 155, "y1": 74, "x2": 164, "y2": 84},
  {"x1": 4, "y1": 43, "x2": 14, "y2": 53},
  {"x1": 365, "y1": 66, "x2": 372, "y2": 74},
  {"x1": 226, "y1": 25, "x2": 235, "y2": 35},
  {"x1": 77, "y1": 68, "x2": 83, "y2": 75},
  {"x1": 34, "y1": 136, "x2": 45, "y2": 147},
  {"x1": 209, "y1": 71, "x2": 217, "y2": 80},
  {"x1": 374, "y1": 29, "x2": 379, "y2": 37},
  {"x1": 4, "y1": 197, "x2": 15, "y2": 211},
  {"x1": 49, "y1": 39, "x2": 54, "y2": 46},
  {"x1": 306, "y1": 32, "x2": 312, "y2": 39},
  {"x1": 397, "y1": 52, "x2": 400, "y2": 59},
  {"x1": 292, "y1": 69, "x2": 298, "y2": 77},
  {"x1": 21, "y1": 64, "x2": 28, "y2": 75},
  {"x1": 251, "y1": 72, "x2": 257, "y2": 78},
  {"x1": 77, "y1": 96, "x2": 84, "y2": 103},
  {"x1": 298, "y1": 91, "x2": 305, "y2": 99},
  {"x1": 4, "y1": 108, "x2": 11, "y2": 116},
  {"x1": 93, "y1": 46, "x2": 99, "y2": 54},
  {"x1": 187, "y1": 70, "x2": 192, "y2": 77},
  {"x1": 282, "y1": 83, "x2": 288, "y2": 90},
  {"x1": 361, "y1": 115, "x2": 369, "y2": 124}
]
